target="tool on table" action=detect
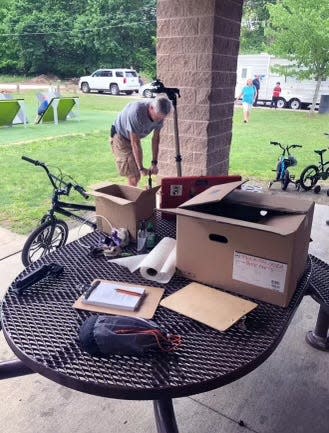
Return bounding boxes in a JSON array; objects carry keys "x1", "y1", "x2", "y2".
[{"x1": 13, "y1": 262, "x2": 64, "y2": 295}]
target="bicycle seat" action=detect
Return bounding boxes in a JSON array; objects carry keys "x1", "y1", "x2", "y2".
[{"x1": 314, "y1": 149, "x2": 327, "y2": 156}]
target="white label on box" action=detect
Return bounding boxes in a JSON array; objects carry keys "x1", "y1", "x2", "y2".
[
  {"x1": 232, "y1": 252, "x2": 287, "y2": 293},
  {"x1": 170, "y1": 184, "x2": 183, "y2": 196}
]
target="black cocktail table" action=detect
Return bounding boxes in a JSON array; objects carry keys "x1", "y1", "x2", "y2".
[{"x1": 0, "y1": 218, "x2": 312, "y2": 433}]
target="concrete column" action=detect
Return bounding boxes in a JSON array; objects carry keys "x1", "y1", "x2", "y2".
[{"x1": 157, "y1": 0, "x2": 243, "y2": 176}]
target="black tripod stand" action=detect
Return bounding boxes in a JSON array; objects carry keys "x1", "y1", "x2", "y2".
[{"x1": 151, "y1": 79, "x2": 182, "y2": 176}]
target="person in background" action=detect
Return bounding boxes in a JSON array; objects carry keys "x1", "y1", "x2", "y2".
[
  {"x1": 236, "y1": 79, "x2": 257, "y2": 123},
  {"x1": 271, "y1": 82, "x2": 282, "y2": 109},
  {"x1": 252, "y1": 75, "x2": 260, "y2": 106},
  {"x1": 35, "y1": 95, "x2": 49, "y2": 123},
  {"x1": 110, "y1": 96, "x2": 172, "y2": 187}
]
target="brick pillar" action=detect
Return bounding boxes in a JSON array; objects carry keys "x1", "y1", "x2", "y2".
[{"x1": 157, "y1": 0, "x2": 243, "y2": 176}]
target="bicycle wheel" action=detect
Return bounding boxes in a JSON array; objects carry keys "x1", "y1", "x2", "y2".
[
  {"x1": 299, "y1": 165, "x2": 319, "y2": 191},
  {"x1": 281, "y1": 170, "x2": 290, "y2": 191},
  {"x1": 275, "y1": 161, "x2": 281, "y2": 181},
  {"x1": 21, "y1": 220, "x2": 69, "y2": 267}
]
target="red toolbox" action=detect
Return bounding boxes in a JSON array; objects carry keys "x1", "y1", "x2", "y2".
[{"x1": 160, "y1": 175, "x2": 242, "y2": 218}]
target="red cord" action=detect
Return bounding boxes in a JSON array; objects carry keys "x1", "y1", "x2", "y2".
[{"x1": 115, "y1": 328, "x2": 182, "y2": 352}]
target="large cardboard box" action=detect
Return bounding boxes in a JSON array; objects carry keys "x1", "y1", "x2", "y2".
[
  {"x1": 91, "y1": 183, "x2": 160, "y2": 241},
  {"x1": 164, "y1": 180, "x2": 314, "y2": 307}
]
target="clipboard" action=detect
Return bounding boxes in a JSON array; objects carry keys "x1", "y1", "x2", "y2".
[
  {"x1": 73, "y1": 280, "x2": 165, "y2": 319},
  {"x1": 160, "y1": 282, "x2": 258, "y2": 331}
]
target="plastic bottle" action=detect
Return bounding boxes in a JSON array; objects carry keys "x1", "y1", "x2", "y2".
[
  {"x1": 137, "y1": 221, "x2": 147, "y2": 252},
  {"x1": 146, "y1": 221, "x2": 156, "y2": 249}
]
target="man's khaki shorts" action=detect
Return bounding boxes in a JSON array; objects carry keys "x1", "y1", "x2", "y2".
[{"x1": 110, "y1": 134, "x2": 139, "y2": 178}]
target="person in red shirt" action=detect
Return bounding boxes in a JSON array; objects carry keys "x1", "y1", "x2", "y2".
[{"x1": 270, "y1": 82, "x2": 282, "y2": 109}]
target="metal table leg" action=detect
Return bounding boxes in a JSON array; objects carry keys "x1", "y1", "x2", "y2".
[
  {"x1": 306, "y1": 305, "x2": 329, "y2": 351},
  {"x1": 0, "y1": 359, "x2": 34, "y2": 379},
  {"x1": 153, "y1": 398, "x2": 179, "y2": 433}
]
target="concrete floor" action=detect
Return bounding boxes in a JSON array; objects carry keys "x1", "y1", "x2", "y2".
[{"x1": 0, "y1": 204, "x2": 328, "y2": 433}]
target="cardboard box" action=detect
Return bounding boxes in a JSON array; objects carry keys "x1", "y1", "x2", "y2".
[
  {"x1": 164, "y1": 180, "x2": 314, "y2": 307},
  {"x1": 91, "y1": 183, "x2": 160, "y2": 241}
]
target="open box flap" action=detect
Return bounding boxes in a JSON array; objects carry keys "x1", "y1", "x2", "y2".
[
  {"x1": 161, "y1": 206, "x2": 308, "y2": 236},
  {"x1": 225, "y1": 190, "x2": 313, "y2": 214},
  {"x1": 138, "y1": 185, "x2": 161, "y2": 198},
  {"x1": 178, "y1": 180, "x2": 246, "y2": 209},
  {"x1": 90, "y1": 183, "x2": 160, "y2": 205},
  {"x1": 92, "y1": 191, "x2": 132, "y2": 206}
]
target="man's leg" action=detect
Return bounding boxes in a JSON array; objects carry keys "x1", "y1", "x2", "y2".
[
  {"x1": 110, "y1": 134, "x2": 140, "y2": 186},
  {"x1": 128, "y1": 176, "x2": 140, "y2": 187}
]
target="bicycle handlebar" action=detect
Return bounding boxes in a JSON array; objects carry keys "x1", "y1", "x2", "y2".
[
  {"x1": 270, "y1": 141, "x2": 302, "y2": 151},
  {"x1": 22, "y1": 155, "x2": 89, "y2": 199},
  {"x1": 22, "y1": 155, "x2": 44, "y2": 166},
  {"x1": 74, "y1": 184, "x2": 89, "y2": 199}
]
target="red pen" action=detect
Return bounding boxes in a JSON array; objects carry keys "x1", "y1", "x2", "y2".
[{"x1": 115, "y1": 288, "x2": 142, "y2": 297}]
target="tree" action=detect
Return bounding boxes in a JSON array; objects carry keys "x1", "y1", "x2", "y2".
[
  {"x1": 240, "y1": 0, "x2": 277, "y2": 53},
  {"x1": 266, "y1": 0, "x2": 329, "y2": 112},
  {"x1": 0, "y1": 0, "x2": 156, "y2": 77}
]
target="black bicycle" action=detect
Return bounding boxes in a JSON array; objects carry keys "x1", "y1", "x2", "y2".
[
  {"x1": 21, "y1": 156, "x2": 96, "y2": 267},
  {"x1": 299, "y1": 133, "x2": 329, "y2": 191},
  {"x1": 268, "y1": 141, "x2": 302, "y2": 191}
]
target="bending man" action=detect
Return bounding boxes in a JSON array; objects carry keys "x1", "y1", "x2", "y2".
[{"x1": 110, "y1": 96, "x2": 172, "y2": 186}]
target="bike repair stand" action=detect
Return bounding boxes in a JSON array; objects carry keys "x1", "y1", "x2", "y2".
[{"x1": 151, "y1": 79, "x2": 182, "y2": 177}]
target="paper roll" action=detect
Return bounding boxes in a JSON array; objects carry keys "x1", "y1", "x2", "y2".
[
  {"x1": 139, "y1": 237, "x2": 176, "y2": 283},
  {"x1": 109, "y1": 237, "x2": 176, "y2": 284}
]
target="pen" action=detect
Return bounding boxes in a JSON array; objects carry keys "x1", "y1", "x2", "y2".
[{"x1": 115, "y1": 288, "x2": 142, "y2": 297}]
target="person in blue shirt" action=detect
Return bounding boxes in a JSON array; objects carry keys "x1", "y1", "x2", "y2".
[
  {"x1": 236, "y1": 79, "x2": 257, "y2": 123},
  {"x1": 35, "y1": 95, "x2": 49, "y2": 124}
]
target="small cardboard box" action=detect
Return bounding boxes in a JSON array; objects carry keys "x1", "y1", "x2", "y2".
[
  {"x1": 91, "y1": 183, "x2": 160, "y2": 241},
  {"x1": 163, "y1": 180, "x2": 314, "y2": 307}
]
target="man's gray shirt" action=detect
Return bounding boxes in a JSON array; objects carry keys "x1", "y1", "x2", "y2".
[{"x1": 114, "y1": 101, "x2": 163, "y2": 140}]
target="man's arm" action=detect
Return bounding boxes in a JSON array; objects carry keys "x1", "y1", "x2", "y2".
[
  {"x1": 150, "y1": 129, "x2": 160, "y2": 175},
  {"x1": 130, "y1": 132, "x2": 147, "y2": 175}
]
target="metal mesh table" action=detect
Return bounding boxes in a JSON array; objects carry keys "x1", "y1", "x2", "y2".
[{"x1": 0, "y1": 217, "x2": 312, "y2": 432}]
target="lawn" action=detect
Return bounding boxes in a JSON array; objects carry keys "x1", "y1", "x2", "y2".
[{"x1": 1, "y1": 93, "x2": 329, "y2": 234}]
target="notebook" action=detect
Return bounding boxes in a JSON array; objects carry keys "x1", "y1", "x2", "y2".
[{"x1": 82, "y1": 280, "x2": 145, "y2": 311}]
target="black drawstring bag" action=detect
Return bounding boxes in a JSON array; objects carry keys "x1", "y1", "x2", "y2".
[{"x1": 79, "y1": 315, "x2": 181, "y2": 356}]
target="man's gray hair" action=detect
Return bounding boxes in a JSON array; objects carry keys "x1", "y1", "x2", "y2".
[{"x1": 151, "y1": 96, "x2": 172, "y2": 116}]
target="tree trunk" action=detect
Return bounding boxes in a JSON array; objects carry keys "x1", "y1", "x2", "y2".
[{"x1": 310, "y1": 78, "x2": 322, "y2": 114}]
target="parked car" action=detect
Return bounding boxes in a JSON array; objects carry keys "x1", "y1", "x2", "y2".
[
  {"x1": 138, "y1": 83, "x2": 157, "y2": 98},
  {"x1": 79, "y1": 69, "x2": 140, "y2": 95}
]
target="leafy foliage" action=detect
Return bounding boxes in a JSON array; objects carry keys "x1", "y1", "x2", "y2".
[
  {"x1": 0, "y1": 0, "x2": 156, "y2": 77},
  {"x1": 240, "y1": 0, "x2": 277, "y2": 53},
  {"x1": 266, "y1": 0, "x2": 329, "y2": 111}
]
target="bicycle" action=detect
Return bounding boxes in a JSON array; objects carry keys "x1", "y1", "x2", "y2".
[
  {"x1": 299, "y1": 133, "x2": 329, "y2": 191},
  {"x1": 21, "y1": 156, "x2": 96, "y2": 267},
  {"x1": 268, "y1": 141, "x2": 302, "y2": 191}
]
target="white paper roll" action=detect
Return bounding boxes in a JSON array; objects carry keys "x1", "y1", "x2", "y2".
[{"x1": 109, "y1": 237, "x2": 177, "y2": 284}]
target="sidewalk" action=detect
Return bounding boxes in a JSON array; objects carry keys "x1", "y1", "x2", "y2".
[{"x1": 0, "y1": 205, "x2": 328, "y2": 433}]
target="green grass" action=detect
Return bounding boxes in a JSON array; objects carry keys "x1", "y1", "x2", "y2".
[
  {"x1": 1, "y1": 97, "x2": 329, "y2": 234},
  {"x1": 0, "y1": 74, "x2": 30, "y2": 83},
  {"x1": 0, "y1": 92, "x2": 153, "y2": 233},
  {"x1": 231, "y1": 107, "x2": 329, "y2": 181}
]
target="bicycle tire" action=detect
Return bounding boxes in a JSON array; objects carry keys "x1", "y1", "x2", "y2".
[
  {"x1": 21, "y1": 220, "x2": 69, "y2": 267},
  {"x1": 321, "y1": 162, "x2": 329, "y2": 181},
  {"x1": 275, "y1": 161, "x2": 281, "y2": 181},
  {"x1": 281, "y1": 170, "x2": 290, "y2": 191},
  {"x1": 299, "y1": 165, "x2": 319, "y2": 191}
]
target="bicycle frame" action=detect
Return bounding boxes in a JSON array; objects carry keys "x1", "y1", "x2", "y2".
[
  {"x1": 269, "y1": 141, "x2": 301, "y2": 191},
  {"x1": 45, "y1": 189, "x2": 96, "y2": 229}
]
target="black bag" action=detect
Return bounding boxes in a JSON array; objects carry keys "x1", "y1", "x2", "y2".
[{"x1": 79, "y1": 315, "x2": 180, "y2": 356}]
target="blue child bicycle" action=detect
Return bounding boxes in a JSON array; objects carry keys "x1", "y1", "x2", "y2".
[{"x1": 268, "y1": 141, "x2": 302, "y2": 191}]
